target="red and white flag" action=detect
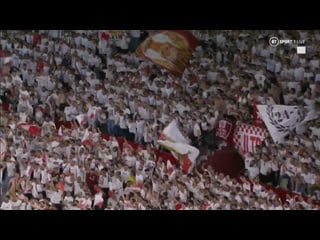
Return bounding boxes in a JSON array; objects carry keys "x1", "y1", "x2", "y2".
[
  {"x1": 158, "y1": 121, "x2": 199, "y2": 174},
  {"x1": 18, "y1": 122, "x2": 41, "y2": 136},
  {"x1": 233, "y1": 123, "x2": 265, "y2": 156},
  {"x1": 87, "y1": 107, "x2": 97, "y2": 122},
  {"x1": 166, "y1": 159, "x2": 174, "y2": 175},
  {"x1": 76, "y1": 114, "x2": 88, "y2": 126},
  {"x1": 158, "y1": 140, "x2": 200, "y2": 173},
  {"x1": 81, "y1": 128, "x2": 92, "y2": 145}
]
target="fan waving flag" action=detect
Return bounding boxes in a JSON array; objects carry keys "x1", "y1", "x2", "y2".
[
  {"x1": 158, "y1": 120, "x2": 199, "y2": 174},
  {"x1": 158, "y1": 140, "x2": 199, "y2": 174},
  {"x1": 136, "y1": 30, "x2": 198, "y2": 76},
  {"x1": 81, "y1": 128, "x2": 92, "y2": 145},
  {"x1": 18, "y1": 122, "x2": 41, "y2": 136},
  {"x1": 160, "y1": 120, "x2": 190, "y2": 144},
  {"x1": 76, "y1": 114, "x2": 88, "y2": 126}
]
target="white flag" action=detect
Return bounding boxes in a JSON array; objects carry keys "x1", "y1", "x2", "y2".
[
  {"x1": 160, "y1": 120, "x2": 190, "y2": 144},
  {"x1": 257, "y1": 105, "x2": 306, "y2": 144}
]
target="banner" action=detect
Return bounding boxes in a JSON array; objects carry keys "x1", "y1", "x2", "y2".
[
  {"x1": 0, "y1": 137, "x2": 7, "y2": 162},
  {"x1": 257, "y1": 105, "x2": 306, "y2": 144},
  {"x1": 136, "y1": 30, "x2": 198, "y2": 76},
  {"x1": 233, "y1": 123, "x2": 265, "y2": 155},
  {"x1": 215, "y1": 119, "x2": 235, "y2": 145}
]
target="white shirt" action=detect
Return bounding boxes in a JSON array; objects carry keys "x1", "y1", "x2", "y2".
[
  {"x1": 119, "y1": 116, "x2": 127, "y2": 129},
  {"x1": 294, "y1": 67, "x2": 304, "y2": 81},
  {"x1": 260, "y1": 160, "x2": 271, "y2": 175},
  {"x1": 127, "y1": 121, "x2": 137, "y2": 134},
  {"x1": 1, "y1": 201, "x2": 12, "y2": 210},
  {"x1": 50, "y1": 191, "x2": 62, "y2": 204}
]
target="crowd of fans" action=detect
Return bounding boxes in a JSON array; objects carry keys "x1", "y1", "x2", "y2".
[{"x1": 0, "y1": 30, "x2": 319, "y2": 210}]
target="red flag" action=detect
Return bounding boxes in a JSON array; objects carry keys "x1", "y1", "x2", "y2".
[
  {"x1": 101, "y1": 32, "x2": 109, "y2": 41},
  {"x1": 136, "y1": 30, "x2": 198, "y2": 76}
]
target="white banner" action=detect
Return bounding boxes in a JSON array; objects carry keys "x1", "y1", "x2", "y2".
[
  {"x1": 257, "y1": 105, "x2": 306, "y2": 144},
  {"x1": 233, "y1": 124, "x2": 265, "y2": 155}
]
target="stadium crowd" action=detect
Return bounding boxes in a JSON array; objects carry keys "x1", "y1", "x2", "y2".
[{"x1": 0, "y1": 30, "x2": 319, "y2": 210}]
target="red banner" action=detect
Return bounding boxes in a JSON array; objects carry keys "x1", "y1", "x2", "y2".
[
  {"x1": 233, "y1": 123, "x2": 265, "y2": 155},
  {"x1": 136, "y1": 30, "x2": 198, "y2": 76}
]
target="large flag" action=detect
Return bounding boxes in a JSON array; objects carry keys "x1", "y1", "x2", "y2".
[
  {"x1": 257, "y1": 105, "x2": 306, "y2": 144},
  {"x1": 158, "y1": 140, "x2": 199, "y2": 174},
  {"x1": 160, "y1": 120, "x2": 190, "y2": 144},
  {"x1": 18, "y1": 122, "x2": 41, "y2": 136},
  {"x1": 158, "y1": 120, "x2": 199, "y2": 174},
  {"x1": 136, "y1": 30, "x2": 198, "y2": 76},
  {"x1": 0, "y1": 137, "x2": 7, "y2": 162}
]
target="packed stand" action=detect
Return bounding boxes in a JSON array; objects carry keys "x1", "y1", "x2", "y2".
[{"x1": 0, "y1": 30, "x2": 319, "y2": 210}]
